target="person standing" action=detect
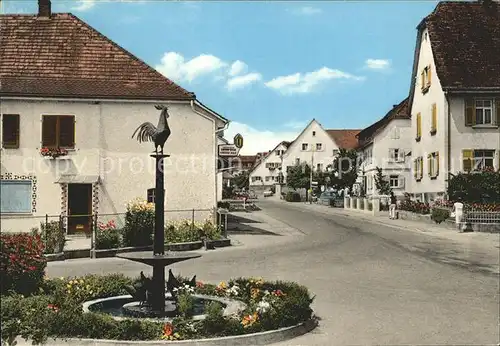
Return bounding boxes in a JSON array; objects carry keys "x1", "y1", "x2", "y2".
[{"x1": 389, "y1": 191, "x2": 397, "y2": 219}]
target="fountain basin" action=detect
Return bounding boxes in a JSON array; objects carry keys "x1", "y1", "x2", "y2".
[
  {"x1": 116, "y1": 251, "x2": 202, "y2": 267},
  {"x1": 83, "y1": 294, "x2": 246, "y2": 322}
]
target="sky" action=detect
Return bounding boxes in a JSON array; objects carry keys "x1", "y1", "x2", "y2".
[{"x1": 2, "y1": 0, "x2": 439, "y2": 154}]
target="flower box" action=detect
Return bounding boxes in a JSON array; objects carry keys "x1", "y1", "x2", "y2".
[{"x1": 40, "y1": 147, "x2": 69, "y2": 159}]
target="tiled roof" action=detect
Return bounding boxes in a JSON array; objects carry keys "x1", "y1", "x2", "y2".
[
  {"x1": 238, "y1": 155, "x2": 257, "y2": 165},
  {"x1": 326, "y1": 129, "x2": 361, "y2": 150},
  {"x1": 0, "y1": 13, "x2": 195, "y2": 100},
  {"x1": 422, "y1": 0, "x2": 500, "y2": 89},
  {"x1": 357, "y1": 97, "x2": 410, "y2": 143}
]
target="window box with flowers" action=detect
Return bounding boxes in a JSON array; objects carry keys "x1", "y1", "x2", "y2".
[{"x1": 40, "y1": 147, "x2": 69, "y2": 159}]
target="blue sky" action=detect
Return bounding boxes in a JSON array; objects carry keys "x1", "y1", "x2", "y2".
[{"x1": 3, "y1": 0, "x2": 438, "y2": 154}]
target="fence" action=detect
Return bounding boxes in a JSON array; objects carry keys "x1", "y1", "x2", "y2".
[{"x1": 464, "y1": 210, "x2": 500, "y2": 224}]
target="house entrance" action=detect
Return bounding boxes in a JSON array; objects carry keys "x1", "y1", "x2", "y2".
[{"x1": 67, "y1": 183, "x2": 92, "y2": 235}]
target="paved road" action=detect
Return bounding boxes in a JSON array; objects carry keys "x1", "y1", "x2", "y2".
[{"x1": 47, "y1": 200, "x2": 500, "y2": 345}]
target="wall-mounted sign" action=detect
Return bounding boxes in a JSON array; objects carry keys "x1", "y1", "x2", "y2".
[
  {"x1": 234, "y1": 133, "x2": 244, "y2": 149},
  {"x1": 218, "y1": 144, "x2": 238, "y2": 157}
]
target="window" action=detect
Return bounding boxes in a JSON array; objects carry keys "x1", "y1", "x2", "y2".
[
  {"x1": 251, "y1": 176, "x2": 262, "y2": 182},
  {"x1": 427, "y1": 152, "x2": 439, "y2": 179},
  {"x1": 464, "y1": 149, "x2": 495, "y2": 171},
  {"x1": 431, "y1": 103, "x2": 437, "y2": 134},
  {"x1": 316, "y1": 163, "x2": 323, "y2": 171},
  {"x1": 332, "y1": 149, "x2": 339, "y2": 157},
  {"x1": 147, "y1": 188, "x2": 155, "y2": 203},
  {"x1": 391, "y1": 126, "x2": 400, "y2": 140},
  {"x1": 312, "y1": 131, "x2": 316, "y2": 136},
  {"x1": 0, "y1": 180, "x2": 32, "y2": 213},
  {"x1": 367, "y1": 175, "x2": 373, "y2": 190},
  {"x1": 295, "y1": 158, "x2": 300, "y2": 165},
  {"x1": 266, "y1": 162, "x2": 279, "y2": 169},
  {"x1": 389, "y1": 149, "x2": 404, "y2": 162},
  {"x1": 2, "y1": 114, "x2": 20, "y2": 149},
  {"x1": 389, "y1": 175, "x2": 399, "y2": 188},
  {"x1": 316, "y1": 143, "x2": 322, "y2": 151},
  {"x1": 364, "y1": 149, "x2": 372, "y2": 165},
  {"x1": 416, "y1": 113, "x2": 422, "y2": 141},
  {"x1": 466, "y1": 99, "x2": 499, "y2": 126},
  {"x1": 301, "y1": 143, "x2": 308, "y2": 151},
  {"x1": 265, "y1": 176, "x2": 270, "y2": 182},
  {"x1": 414, "y1": 157, "x2": 423, "y2": 181},
  {"x1": 42, "y1": 115, "x2": 75, "y2": 148},
  {"x1": 420, "y1": 65, "x2": 431, "y2": 92}
]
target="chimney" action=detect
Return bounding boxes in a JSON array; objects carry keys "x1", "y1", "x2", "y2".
[{"x1": 38, "y1": 0, "x2": 51, "y2": 18}]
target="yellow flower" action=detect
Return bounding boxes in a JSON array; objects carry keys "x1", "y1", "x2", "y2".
[
  {"x1": 59, "y1": 277, "x2": 64, "y2": 280},
  {"x1": 66, "y1": 284, "x2": 71, "y2": 289},
  {"x1": 250, "y1": 288, "x2": 260, "y2": 299},
  {"x1": 80, "y1": 279, "x2": 84, "y2": 284}
]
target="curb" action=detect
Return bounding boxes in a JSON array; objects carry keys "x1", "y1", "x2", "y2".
[{"x1": 22, "y1": 318, "x2": 318, "y2": 346}]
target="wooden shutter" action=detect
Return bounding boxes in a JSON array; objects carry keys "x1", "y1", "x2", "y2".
[
  {"x1": 465, "y1": 99, "x2": 475, "y2": 126},
  {"x1": 427, "y1": 65, "x2": 432, "y2": 87},
  {"x1": 2, "y1": 114, "x2": 20, "y2": 149},
  {"x1": 435, "y1": 152, "x2": 440, "y2": 176},
  {"x1": 42, "y1": 115, "x2": 57, "y2": 147},
  {"x1": 496, "y1": 99, "x2": 500, "y2": 126},
  {"x1": 399, "y1": 176, "x2": 405, "y2": 188},
  {"x1": 419, "y1": 157, "x2": 423, "y2": 179},
  {"x1": 420, "y1": 71, "x2": 425, "y2": 91},
  {"x1": 413, "y1": 159, "x2": 418, "y2": 179},
  {"x1": 59, "y1": 116, "x2": 75, "y2": 148},
  {"x1": 431, "y1": 103, "x2": 437, "y2": 132},
  {"x1": 427, "y1": 154, "x2": 432, "y2": 176},
  {"x1": 416, "y1": 113, "x2": 422, "y2": 138},
  {"x1": 462, "y1": 149, "x2": 473, "y2": 172}
]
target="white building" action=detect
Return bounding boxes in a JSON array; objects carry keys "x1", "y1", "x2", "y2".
[
  {"x1": 407, "y1": 0, "x2": 500, "y2": 202},
  {"x1": 281, "y1": 119, "x2": 360, "y2": 179},
  {"x1": 249, "y1": 141, "x2": 291, "y2": 190},
  {"x1": 0, "y1": 1, "x2": 229, "y2": 233},
  {"x1": 357, "y1": 98, "x2": 412, "y2": 197}
]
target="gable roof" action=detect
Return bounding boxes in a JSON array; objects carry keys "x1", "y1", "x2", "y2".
[
  {"x1": 414, "y1": 1, "x2": 500, "y2": 91},
  {"x1": 0, "y1": 13, "x2": 195, "y2": 100},
  {"x1": 326, "y1": 129, "x2": 361, "y2": 150},
  {"x1": 356, "y1": 97, "x2": 410, "y2": 148},
  {"x1": 249, "y1": 141, "x2": 293, "y2": 175}
]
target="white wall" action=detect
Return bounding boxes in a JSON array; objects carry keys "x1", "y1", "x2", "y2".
[
  {"x1": 282, "y1": 120, "x2": 339, "y2": 178},
  {"x1": 0, "y1": 99, "x2": 219, "y2": 232},
  {"x1": 249, "y1": 143, "x2": 288, "y2": 187},
  {"x1": 361, "y1": 119, "x2": 412, "y2": 197}
]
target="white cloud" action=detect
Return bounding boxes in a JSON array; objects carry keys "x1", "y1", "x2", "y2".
[
  {"x1": 365, "y1": 59, "x2": 391, "y2": 70},
  {"x1": 72, "y1": 0, "x2": 96, "y2": 12},
  {"x1": 284, "y1": 120, "x2": 308, "y2": 130},
  {"x1": 226, "y1": 73, "x2": 262, "y2": 91},
  {"x1": 291, "y1": 6, "x2": 323, "y2": 15},
  {"x1": 265, "y1": 67, "x2": 363, "y2": 95},
  {"x1": 224, "y1": 122, "x2": 300, "y2": 155},
  {"x1": 155, "y1": 52, "x2": 227, "y2": 83},
  {"x1": 229, "y1": 60, "x2": 248, "y2": 77}
]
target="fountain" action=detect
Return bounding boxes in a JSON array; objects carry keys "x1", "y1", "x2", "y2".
[{"x1": 92, "y1": 105, "x2": 204, "y2": 318}]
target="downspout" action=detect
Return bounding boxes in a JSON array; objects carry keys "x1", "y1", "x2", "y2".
[
  {"x1": 190, "y1": 100, "x2": 229, "y2": 209},
  {"x1": 445, "y1": 92, "x2": 451, "y2": 199}
]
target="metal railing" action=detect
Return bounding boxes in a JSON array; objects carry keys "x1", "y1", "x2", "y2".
[{"x1": 464, "y1": 209, "x2": 500, "y2": 224}]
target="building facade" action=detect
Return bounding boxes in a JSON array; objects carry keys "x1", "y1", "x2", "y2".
[
  {"x1": 0, "y1": 2, "x2": 228, "y2": 233},
  {"x1": 249, "y1": 141, "x2": 291, "y2": 189}
]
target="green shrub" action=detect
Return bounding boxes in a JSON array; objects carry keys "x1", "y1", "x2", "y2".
[
  {"x1": 448, "y1": 170, "x2": 500, "y2": 204},
  {"x1": 122, "y1": 198, "x2": 154, "y2": 247},
  {"x1": 217, "y1": 201, "x2": 230, "y2": 209},
  {"x1": 31, "y1": 221, "x2": 65, "y2": 254},
  {"x1": 0, "y1": 233, "x2": 47, "y2": 296},
  {"x1": 95, "y1": 220, "x2": 121, "y2": 250},
  {"x1": 431, "y1": 208, "x2": 451, "y2": 224},
  {"x1": 399, "y1": 199, "x2": 430, "y2": 214},
  {"x1": 177, "y1": 293, "x2": 195, "y2": 318},
  {"x1": 285, "y1": 191, "x2": 301, "y2": 202},
  {"x1": 165, "y1": 219, "x2": 221, "y2": 244}
]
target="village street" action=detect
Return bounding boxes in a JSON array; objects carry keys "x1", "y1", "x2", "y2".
[{"x1": 46, "y1": 200, "x2": 500, "y2": 346}]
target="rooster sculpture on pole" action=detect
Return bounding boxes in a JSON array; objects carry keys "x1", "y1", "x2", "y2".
[{"x1": 131, "y1": 105, "x2": 171, "y2": 154}]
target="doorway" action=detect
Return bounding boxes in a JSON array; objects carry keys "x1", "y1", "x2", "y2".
[{"x1": 67, "y1": 184, "x2": 92, "y2": 235}]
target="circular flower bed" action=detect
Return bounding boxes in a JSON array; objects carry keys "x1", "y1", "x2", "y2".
[{"x1": 0, "y1": 274, "x2": 316, "y2": 345}]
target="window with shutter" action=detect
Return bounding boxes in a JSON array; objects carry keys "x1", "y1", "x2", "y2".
[
  {"x1": 416, "y1": 113, "x2": 422, "y2": 141},
  {"x1": 427, "y1": 154, "x2": 432, "y2": 176},
  {"x1": 431, "y1": 103, "x2": 437, "y2": 134},
  {"x1": 42, "y1": 115, "x2": 75, "y2": 148},
  {"x1": 465, "y1": 99, "x2": 475, "y2": 126},
  {"x1": 462, "y1": 149, "x2": 473, "y2": 172},
  {"x1": 2, "y1": 114, "x2": 20, "y2": 149}
]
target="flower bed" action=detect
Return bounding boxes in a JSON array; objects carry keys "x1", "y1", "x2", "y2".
[
  {"x1": 0, "y1": 274, "x2": 315, "y2": 345},
  {"x1": 399, "y1": 199, "x2": 430, "y2": 215}
]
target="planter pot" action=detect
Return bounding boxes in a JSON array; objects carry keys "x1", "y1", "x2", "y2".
[
  {"x1": 165, "y1": 241, "x2": 203, "y2": 251},
  {"x1": 208, "y1": 238, "x2": 231, "y2": 248}
]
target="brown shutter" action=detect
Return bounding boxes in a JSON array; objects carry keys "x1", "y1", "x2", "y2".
[
  {"x1": 413, "y1": 159, "x2": 418, "y2": 179},
  {"x1": 436, "y1": 152, "x2": 440, "y2": 176},
  {"x1": 496, "y1": 98, "x2": 500, "y2": 126},
  {"x1": 59, "y1": 116, "x2": 75, "y2": 148},
  {"x1": 427, "y1": 154, "x2": 432, "y2": 176},
  {"x1": 2, "y1": 114, "x2": 20, "y2": 148},
  {"x1": 420, "y1": 157, "x2": 423, "y2": 179},
  {"x1": 420, "y1": 71, "x2": 425, "y2": 91},
  {"x1": 462, "y1": 149, "x2": 473, "y2": 172},
  {"x1": 465, "y1": 99, "x2": 475, "y2": 126},
  {"x1": 431, "y1": 103, "x2": 437, "y2": 132},
  {"x1": 42, "y1": 115, "x2": 57, "y2": 147},
  {"x1": 427, "y1": 65, "x2": 432, "y2": 87}
]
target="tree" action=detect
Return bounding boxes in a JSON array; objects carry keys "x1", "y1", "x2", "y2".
[
  {"x1": 374, "y1": 166, "x2": 391, "y2": 195},
  {"x1": 286, "y1": 163, "x2": 311, "y2": 190},
  {"x1": 231, "y1": 171, "x2": 249, "y2": 190},
  {"x1": 328, "y1": 149, "x2": 359, "y2": 191}
]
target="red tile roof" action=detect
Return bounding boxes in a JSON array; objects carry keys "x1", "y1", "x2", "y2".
[
  {"x1": 0, "y1": 13, "x2": 195, "y2": 100},
  {"x1": 422, "y1": 0, "x2": 500, "y2": 89},
  {"x1": 357, "y1": 97, "x2": 410, "y2": 146},
  {"x1": 326, "y1": 129, "x2": 361, "y2": 150}
]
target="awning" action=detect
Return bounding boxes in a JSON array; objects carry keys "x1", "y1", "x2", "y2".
[{"x1": 56, "y1": 174, "x2": 101, "y2": 184}]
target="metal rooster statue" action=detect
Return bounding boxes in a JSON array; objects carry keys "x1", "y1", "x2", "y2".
[{"x1": 131, "y1": 105, "x2": 171, "y2": 154}]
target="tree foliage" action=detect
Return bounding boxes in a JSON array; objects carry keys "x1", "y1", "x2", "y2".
[
  {"x1": 328, "y1": 149, "x2": 359, "y2": 191},
  {"x1": 374, "y1": 166, "x2": 391, "y2": 195},
  {"x1": 231, "y1": 171, "x2": 249, "y2": 190},
  {"x1": 286, "y1": 163, "x2": 311, "y2": 190},
  {"x1": 447, "y1": 169, "x2": 500, "y2": 203}
]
